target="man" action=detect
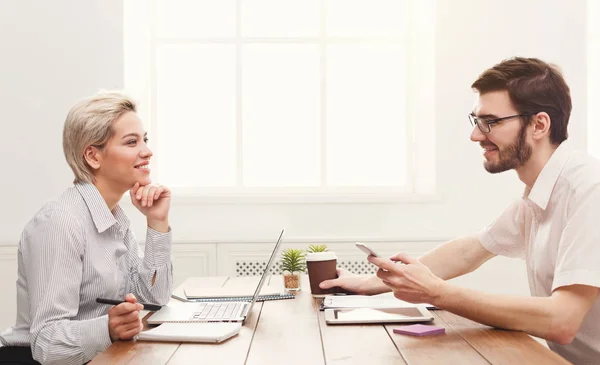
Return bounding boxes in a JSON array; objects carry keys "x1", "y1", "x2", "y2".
[{"x1": 320, "y1": 57, "x2": 600, "y2": 364}]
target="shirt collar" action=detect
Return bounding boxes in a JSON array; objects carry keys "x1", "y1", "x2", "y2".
[
  {"x1": 75, "y1": 183, "x2": 130, "y2": 233},
  {"x1": 524, "y1": 140, "x2": 573, "y2": 210}
]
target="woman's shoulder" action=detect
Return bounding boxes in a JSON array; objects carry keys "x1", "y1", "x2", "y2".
[
  {"x1": 19, "y1": 187, "x2": 91, "y2": 253},
  {"x1": 26, "y1": 186, "x2": 89, "y2": 230}
]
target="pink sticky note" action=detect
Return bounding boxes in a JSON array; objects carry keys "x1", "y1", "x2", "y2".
[{"x1": 393, "y1": 324, "x2": 445, "y2": 337}]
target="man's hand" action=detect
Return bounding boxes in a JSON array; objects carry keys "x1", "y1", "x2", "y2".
[
  {"x1": 368, "y1": 252, "x2": 446, "y2": 304},
  {"x1": 319, "y1": 268, "x2": 390, "y2": 295},
  {"x1": 108, "y1": 293, "x2": 144, "y2": 341}
]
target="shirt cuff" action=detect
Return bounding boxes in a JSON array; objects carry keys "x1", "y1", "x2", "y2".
[
  {"x1": 144, "y1": 227, "x2": 172, "y2": 267},
  {"x1": 552, "y1": 269, "x2": 600, "y2": 292},
  {"x1": 79, "y1": 315, "x2": 112, "y2": 361}
]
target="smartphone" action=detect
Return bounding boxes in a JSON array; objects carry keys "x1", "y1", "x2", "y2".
[{"x1": 355, "y1": 242, "x2": 381, "y2": 257}]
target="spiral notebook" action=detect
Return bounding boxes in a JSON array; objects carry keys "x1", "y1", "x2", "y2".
[
  {"x1": 188, "y1": 293, "x2": 295, "y2": 302},
  {"x1": 183, "y1": 285, "x2": 289, "y2": 300},
  {"x1": 138, "y1": 322, "x2": 242, "y2": 343}
]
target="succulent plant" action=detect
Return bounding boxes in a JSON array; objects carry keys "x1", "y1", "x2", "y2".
[{"x1": 280, "y1": 248, "x2": 307, "y2": 273}]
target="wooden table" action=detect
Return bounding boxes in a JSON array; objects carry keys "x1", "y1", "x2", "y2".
[{"x1": 90, "y1": 275, "x2": 571, "y2": 365}]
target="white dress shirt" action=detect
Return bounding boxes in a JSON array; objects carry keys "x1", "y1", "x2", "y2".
[
  {"x1": 0, "y1": 183, "x2": 173, "y2": 365},
  {"x1": 478, "y1": 141, "x2": 600, "y2": 365}
]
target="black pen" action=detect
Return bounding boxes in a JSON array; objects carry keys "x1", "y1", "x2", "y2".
[{"x1": 96, "y1": 298, "x2": 162, "y2": 311}]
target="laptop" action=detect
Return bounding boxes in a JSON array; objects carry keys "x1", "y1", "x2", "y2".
[{"x1": 148, "y1": 229, "x2": 285, "y2": 325}]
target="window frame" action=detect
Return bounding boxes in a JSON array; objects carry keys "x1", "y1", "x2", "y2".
[{"x1": 124, "y1": 0, "x2": 436, "y2": 203}]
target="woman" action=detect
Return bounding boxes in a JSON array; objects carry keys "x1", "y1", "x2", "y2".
[{"x1": 0, "y1": 92, "x2": 173, "y2": 365}]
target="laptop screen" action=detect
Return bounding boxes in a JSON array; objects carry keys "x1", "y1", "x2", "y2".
[{"x1": 246, "y1": 229, "x2": 285, "y2": 313}]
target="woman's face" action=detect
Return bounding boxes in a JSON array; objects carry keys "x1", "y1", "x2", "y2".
[{"x1": 94, "y1": 111, "x2": 153, "y2": 190}]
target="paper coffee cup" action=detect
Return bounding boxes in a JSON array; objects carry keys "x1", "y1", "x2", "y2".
[{"x1": 306, "y1": 252, "x2": 338, "y2": 297}]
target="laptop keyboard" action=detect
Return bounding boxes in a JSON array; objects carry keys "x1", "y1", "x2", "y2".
[{"x1": 191, "y1": 302, "x2": 243, "y2": 320}]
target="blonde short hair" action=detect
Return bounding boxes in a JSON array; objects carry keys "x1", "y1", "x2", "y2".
[{"x1": 63, "y1": 91, "x2": 137, "y2": 184}]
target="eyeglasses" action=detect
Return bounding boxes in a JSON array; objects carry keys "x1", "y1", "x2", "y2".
[{"x1": 468, "y1": 113, "x2": 535, "y2": 133}]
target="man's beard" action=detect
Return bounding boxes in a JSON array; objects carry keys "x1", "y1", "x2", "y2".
[{"x1": 483, "y1": 124, "x2": 532, "y2": 174}]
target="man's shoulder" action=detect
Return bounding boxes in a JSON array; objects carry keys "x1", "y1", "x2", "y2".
[
  {"x1": 560, "y1": 150, "x2": 600, "y2": 187},
  {"x1": 552, "y1": 151, "x2": 600, "y2": 209}
]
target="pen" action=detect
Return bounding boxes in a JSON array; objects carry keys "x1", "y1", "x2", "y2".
[{"x1": 96, "y1": 298, "x2": 162, "y2": 311}]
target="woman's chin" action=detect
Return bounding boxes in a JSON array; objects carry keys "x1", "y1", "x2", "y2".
[
  {"x1": 138, "y1": 177, "x2": 152, "y2": 186},
  {"x1": 126, "y1": 177, "x2": 151, "y2": 188}
]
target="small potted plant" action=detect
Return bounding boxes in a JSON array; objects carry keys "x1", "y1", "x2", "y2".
[
  {"x1": 280, "y1": 248, "x2": 306, "y2": 291},
  {"x1": 306, "y1": 244, "x2": 328, "y2": 253}
]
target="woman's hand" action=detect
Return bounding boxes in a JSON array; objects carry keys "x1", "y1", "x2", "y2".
[
  {"x1": 130, "y1": 182, "x2": 171, "y2": 232},
  {"x1": 107, "y1": 293, "x2": 143, "y2": 341}
]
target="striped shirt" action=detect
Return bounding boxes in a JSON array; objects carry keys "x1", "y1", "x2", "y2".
[{"x1": 0, "y1": 183, "x2": 173, "y2": 365}]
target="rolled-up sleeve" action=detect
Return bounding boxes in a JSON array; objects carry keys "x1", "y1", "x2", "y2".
[
  {"x1": 128, "y1": 227, "x2": 173, "y2": 305},
  {"x1": 552, "y1": 186, "x2": 600, "y2": 291},
  {"x1": 22, "y1": 210, "x2": 112, "y2": 365}
]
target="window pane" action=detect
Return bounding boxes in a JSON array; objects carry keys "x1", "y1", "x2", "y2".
[
  {"x1": 157, "y1": 45, "x2": 236, "y2": 187},
  {"x1": 326, "y1": 0, "x2": 404, "y2": 37},
  {"x1": 242, "y1": 45, "x2": 320, "y2": 187},
  {"x1": 241, "y1": 0, "x2": 320, "y2": 37},
  {"x1": 326, "y1": 44, "x2": 406, "y2": 187},
  {"x1": 156, "y1": 0, "x2": 236, "y2": 38}
]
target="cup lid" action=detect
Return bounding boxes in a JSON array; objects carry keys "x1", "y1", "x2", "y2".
[{"x1": 306, "y1": 252, "x2": 337, "y2": 261}]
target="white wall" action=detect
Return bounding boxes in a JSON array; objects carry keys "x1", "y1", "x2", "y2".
[
  {"x1": 0, "y1": 0, "x2": 124, "y2": 237},
  {"x1": 0, "y1": 0, "x2": 124, "y2": 327},
  {"x1": 0, "y1": 0, "x2": 587, "y2": 328}
]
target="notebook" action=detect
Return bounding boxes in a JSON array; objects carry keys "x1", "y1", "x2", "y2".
[
  {"x1": 184, "y1": 293, "x2": 295, "y2": 303},
  {"x1": 183, "y1": 285, "x2": 281, "y2": 299},
  {"x1": 172, "y1": 292, "x2": 295, "y2": 303},
  {"x1": 148, "y1": 229, "x2": 286, "y2": 325},
  {"x1": 138, "y1": 322, "x2": 241, "y2": 343}
]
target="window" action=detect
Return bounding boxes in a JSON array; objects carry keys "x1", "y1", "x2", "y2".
[
  {"x1": 124, "y1": 0, "x2": 435, "y2": 201},
  {"x1": 589, "y1": 0, "x2": 600, "y2": 158}
]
